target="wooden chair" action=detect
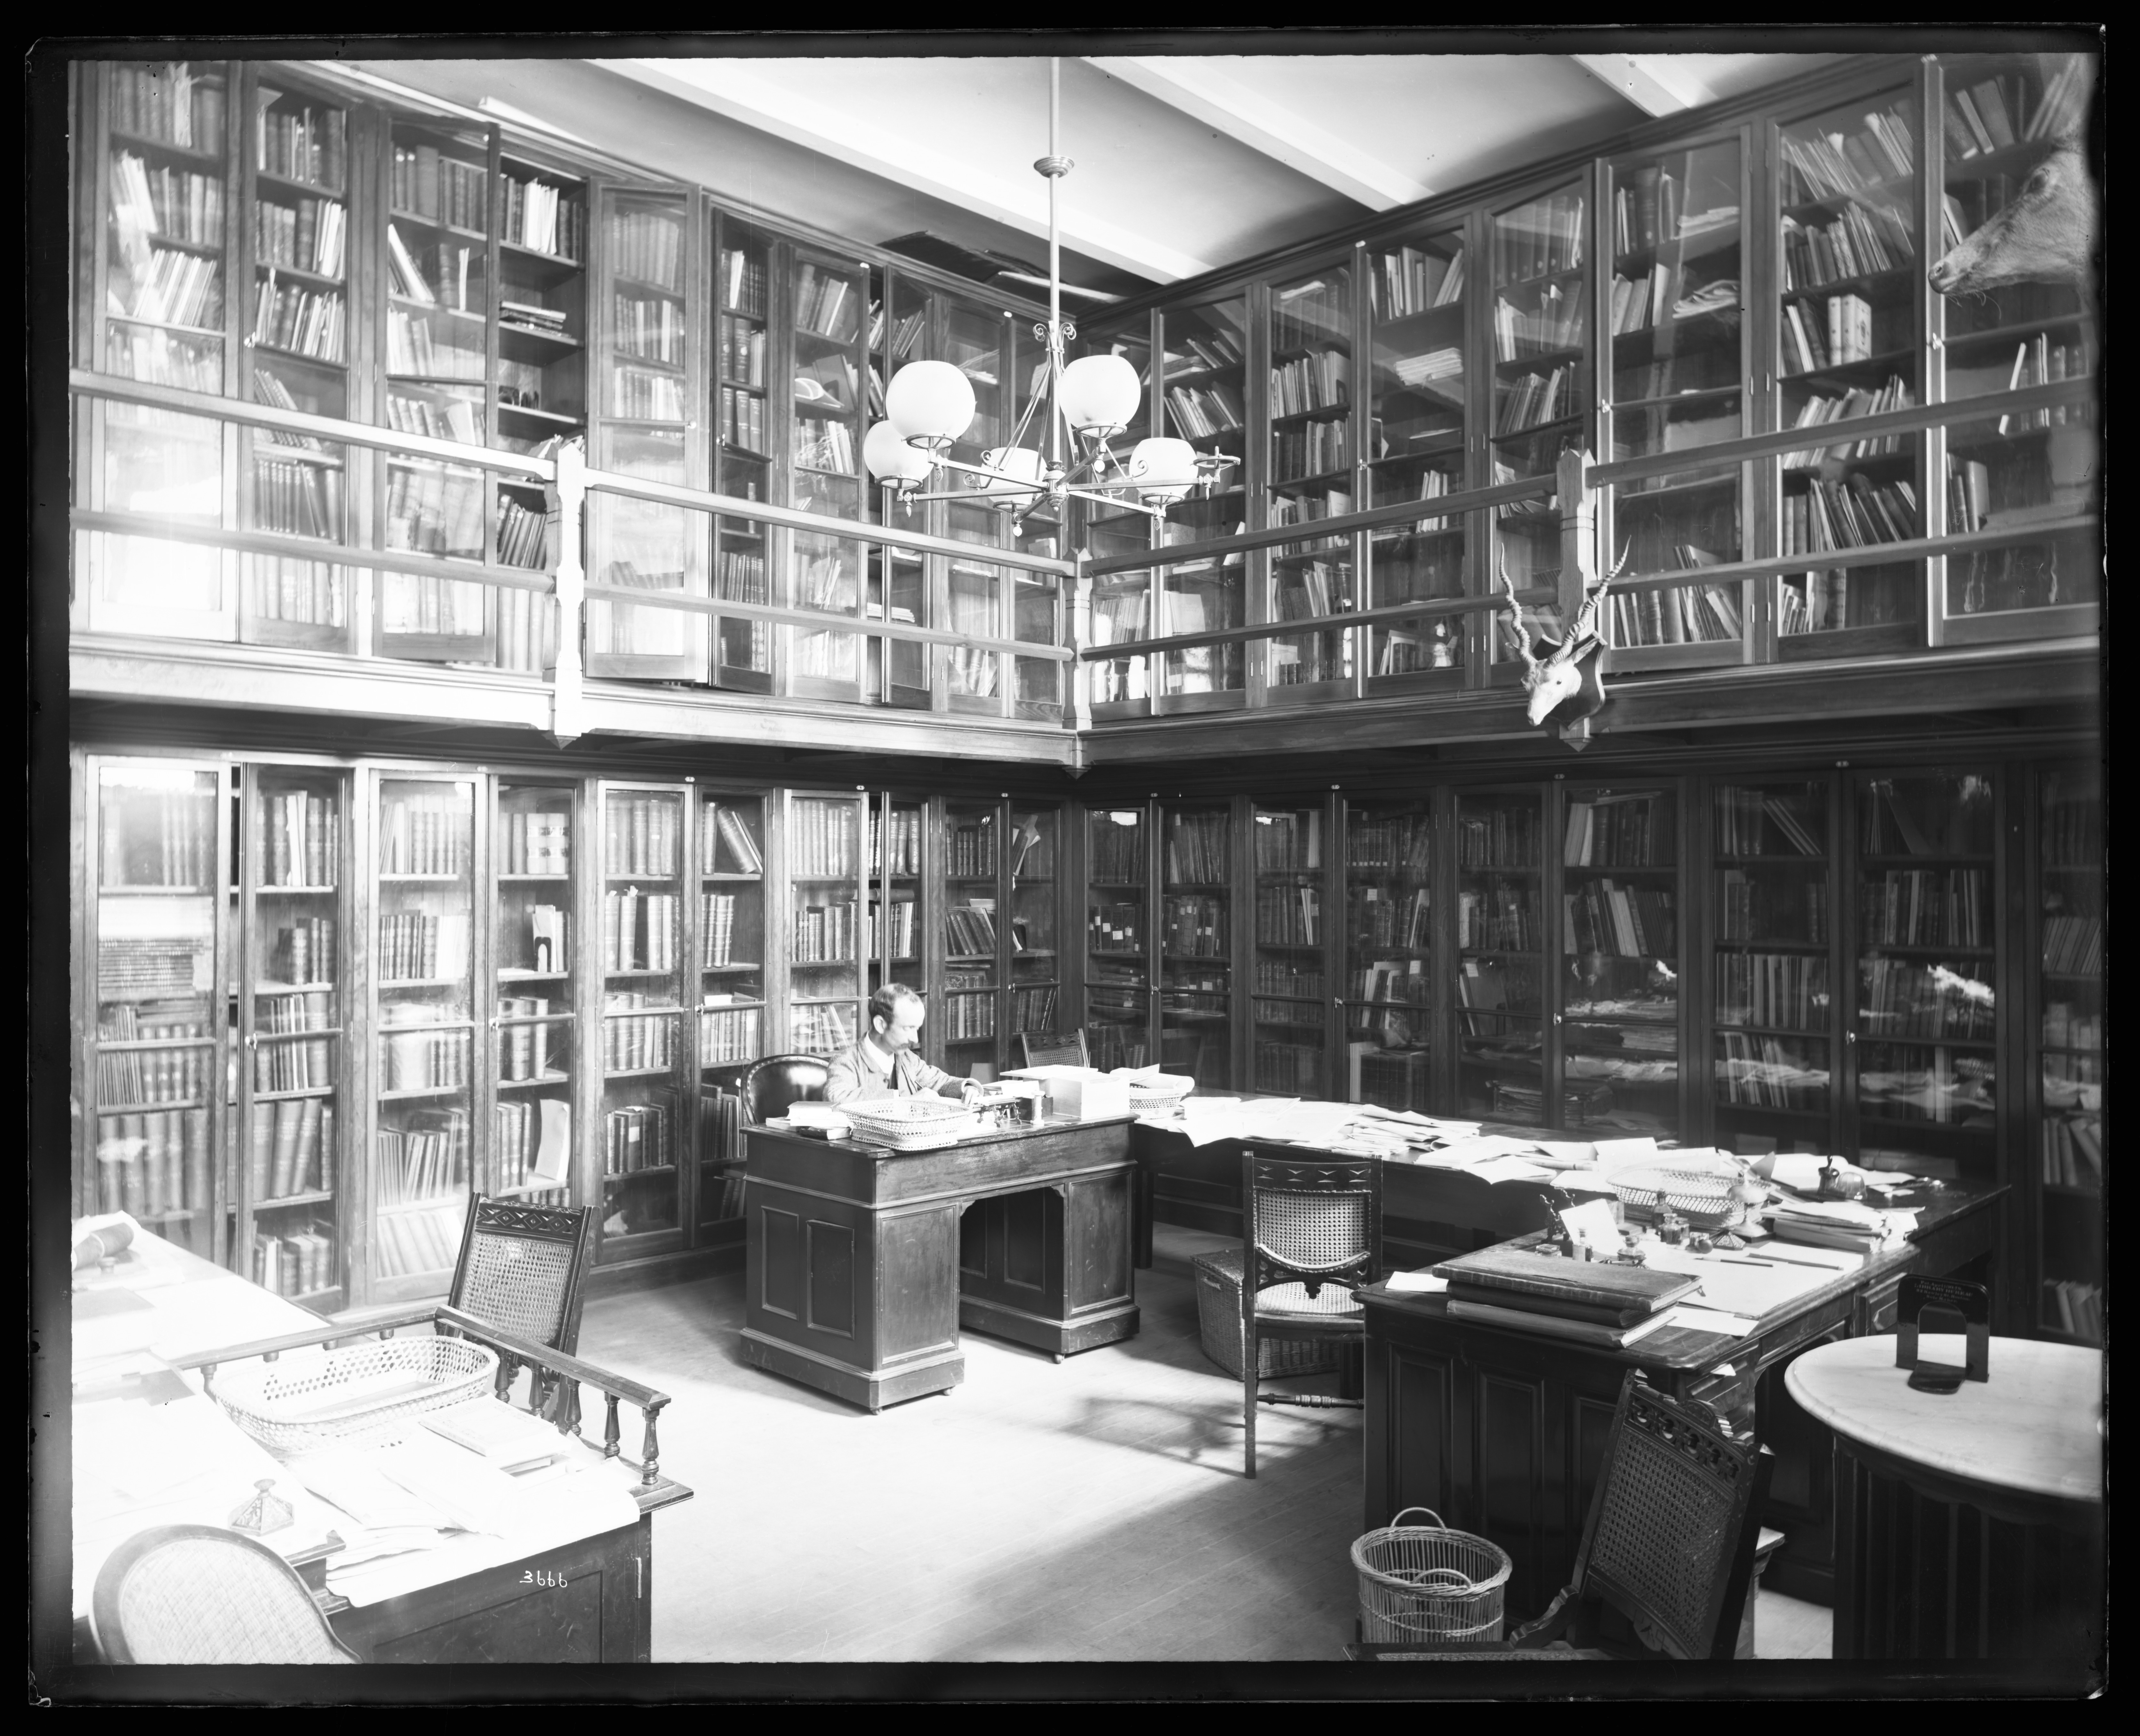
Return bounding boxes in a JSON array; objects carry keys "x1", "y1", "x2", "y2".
[
  {"x1": 1356, "y1": 1371, "x2": 1775, "y2": 1661},
  {"x1": 1241, "y1": 1149, "x2": 1383, "y2": 1478},
  {"x1": 740, "y1": 1052, "x2": 831, "y2": 1123},
  {"x1": 1017, "y1": 1030, "x2": 1089, "y2": 1070},
  {"x1": 449, "y1": 1194, "x2": 594, "y2": 1357},
  {"x1": 90, "y1": 1523, "x2": 361, "y2": 1664}
]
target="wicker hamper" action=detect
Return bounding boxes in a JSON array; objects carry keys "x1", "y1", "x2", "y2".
[{"x1": 1192, "y1": 1248, "x2": 1347, "y2": 1380}]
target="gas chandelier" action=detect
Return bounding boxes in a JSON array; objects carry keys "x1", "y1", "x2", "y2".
[{"x1": 864, "y1": 58, "x2": 1236, "y2": 529}]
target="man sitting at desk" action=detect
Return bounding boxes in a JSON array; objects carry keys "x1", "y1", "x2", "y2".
[{"x1": 825, "y1": 983, "x2": 982, "y2": 1106}]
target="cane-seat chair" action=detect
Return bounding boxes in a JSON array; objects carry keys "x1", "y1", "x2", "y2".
[
  {"x1": 448, "y1": 1194, "x2": 594, "y2": 1357},
  {"x1": 90, "y1": 1524, "x2": 360, "y2": 1664},
  {"x1": 1241, "y1": 1149, "x2": 1383, "y2": 1477},
  {"x1": 1016, "y1": 1030, "x2": 1090, "y2": 1070}
]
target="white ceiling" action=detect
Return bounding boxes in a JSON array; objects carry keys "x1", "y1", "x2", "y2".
[{"x1": 345, "y1": 47, "x2": 1845, "y2": 300}]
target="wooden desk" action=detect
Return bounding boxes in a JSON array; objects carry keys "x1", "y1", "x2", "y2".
[
  {"x1": 741, "y1": 1116, "x2": 1140, "y2": 1411},
  {"x1": 71, "y1": 1218, "x2": 692, "y2": 1665},
  {"x1": 1787, "y1": 1335, "x2": 2104, "y2": 1660},
  {"x1": 1358, "y1": 1181, "x2": 2006, "y2": 1620}
]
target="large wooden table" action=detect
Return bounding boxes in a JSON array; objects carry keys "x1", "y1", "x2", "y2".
[
  {"x1": 741, "y1": 1115, "x2": 1141, "y2": 1411},
  {"x1": 1358, "y1": 1180, "x2": 2006, "y2": 1618},
  {"x1": 70, "y1": 1219, "x2": 691, "y2": 1665},
  {"x1": 1787, "y1": 1334, "x2": 2103, "y2": 1660}
]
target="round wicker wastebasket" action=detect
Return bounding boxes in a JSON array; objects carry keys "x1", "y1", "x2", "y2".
[{"x1": 1350, "y1": 1507, "x2": 1513, "y2": 1644}]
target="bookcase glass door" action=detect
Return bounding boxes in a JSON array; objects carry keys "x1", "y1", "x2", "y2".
[
  {"x1": 2033, "y1": 761, "x2": 2101, "y2": 1343},
  {"x1": 241, "y1": 766, "x2": 345, "y2": 1308},
  {"x1": 696, "y1": 790, "x2": 766, "y2": 1235},
  {"x1": 787, "y1": 248, "x2": 869, "y2": 702},
  {"x1": 371, "y1": 773, "x2": 477, "y2": 1299},
  {"x1": 1851, "y1": 771, "x2": 1998, "y2": 1182},
  {"x1": 1161, "y1": 802, "x2": 1233, "y2": 1088},
  {"x1": 1560, "y1": 785, "x2": 1680, "y2": 1140},
  {"x1": 941, "y1": 800, "x2": 1001, "y2": 1079},
  {"x1": 84, "y1": 399, "x2": 231, "y2": 643},
  {"x1": 1250, "y1": 801, "x2": 1328, "y2": 1097},
  {"x1": 1936, "y1": 52, "x2": 2100, "y2": 636},
  {"x1": 1343, "y1": 797, "x2": 1434, "y2": 1112},
  {"x1": 1266, "y1": 263, "x2": 1355, "y2": 700},
  {"x1": 493, "y1": 779, "x2": 575, "y2": 1210},
  {"x1": 1773, "y1": 85, "x2": 1925, "y2": 647},
  {"x1": 99, "y1": 61, "x2": 232, "y2": 396},
  {"x1": 1366, "y1": 220, "x2": 1468, "y2": 689},
  {"x1": 1158, "y1": 296, "x2": 1248, "y2": 706},
  {"x1": 86, "y1": 761, "x2": 225, "y2": 1264},
  {"x1": 1488, "y1": 178, "x2": 1591, "y2": 675},
  {"x1": 597, "y1": 782, "x2": 688, "y2": 1258},
  {"x1": 868, "y1": 271, "x2": 930, "y2": 708},
  {"x1": 493, "y1": 150, "x2": 588, "y2": 455},
  {"x1": 1007, "y1": 804, "x2": 1062, "y2": 1062},
  {"x1": 1085, "y1": 806, "x2": 1150, "y2": 1071},
  {"x1": 712, "y1": 215, "x2": 775, "y2": 693},
  {"x1": 1455, "y1": 789, "x2": 1545, "y2": 1122},
  {"x1": 592, "y1": 186, "x2": 707, "y2": 680},
  {"x1": 787, "y1": 791, "x2": 863, "y2": 1057},
  {"x1": 1081, "y1": 325, "x2": 1156, "y2": 717},
  {"x1": 1601, "y1": 136, "x2": 1748, "y2": 668},
  {"x1": 945, "y1": 500, "x2": 1011, "y2": 714},
  {"x1": 1711, "y1": 778, "x2": 1834, "y2": 1158},
  {"x1": 243, "y1": 71, "x2": 353, "y2": 655},
  {"x1": 375, "y1": 445, "x2": 492, "y2": 663},
  {"x1": 874, "y1": 794, "x2": 925, "y2": 1002}
]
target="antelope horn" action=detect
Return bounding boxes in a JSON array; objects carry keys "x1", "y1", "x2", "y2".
[{"x1": 1496, "y1": 550, "x2": 1542, "y2": 673}]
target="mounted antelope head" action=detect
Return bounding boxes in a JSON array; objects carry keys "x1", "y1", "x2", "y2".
[
  {"x1": 1928, "y1": 138, "x2": 2100, "y2": 309},
  {"x1": 1499, "y1": 552, "x2": 1611, "y2": 730}
]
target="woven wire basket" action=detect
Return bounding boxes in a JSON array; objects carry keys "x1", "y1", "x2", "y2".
[
  {"x1": 1122, "y1": 1072, "x2": 1197, "y2": 1110},
  {"x1": 1351, "y1": 1507, "x2": 1512, "y2": 1644},
  {"x1": 1612, "y1": 1162, "x2": 1745, "y2": 1232},
  {"x1": 209, "y1": 1336, "x2": 498, "y2": 1458},
  {"x1": 840, "y1": 1096, "x2": 974, "y2": 1152}
]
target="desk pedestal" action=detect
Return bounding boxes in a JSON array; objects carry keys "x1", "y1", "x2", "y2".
[{"x1": 742, "y1": 1119, "x2": 1140, "y2": 1412}]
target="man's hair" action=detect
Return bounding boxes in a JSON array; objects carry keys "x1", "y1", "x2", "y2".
[{"x1": 868, "y1": 982, "x2": 923, "y2": 1031}]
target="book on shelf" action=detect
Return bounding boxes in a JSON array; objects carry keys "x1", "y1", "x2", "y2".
[{"x1": 253, "y1": 91, "x2": 347, "y2": 189}]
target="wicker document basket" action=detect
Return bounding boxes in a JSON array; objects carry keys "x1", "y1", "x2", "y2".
[
  {"x1": 1123, "y1": 1072, "x2": 1197, "y2": 1111},
  {"x1": 1612, "y1": 1161, "x2": 1746, "y2": 1232},
  {"x1": 1351, "y1": 1507, "x2": 1512, "y2": 1644},
  {"x1": 839, "y1": 1096, "x2": 975, "y2": 1152},
  {"x1": 1192, "y1": 1249, "x2": 1346, "y2": 1380},
  {"x1": 209, "y1": 1336, "x2": 498, "y2": 1457}
]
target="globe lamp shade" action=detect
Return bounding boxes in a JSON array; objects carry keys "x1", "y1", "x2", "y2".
[
  {"x1": 1055, "y1": 353, "x2": 1141, "y2": 436},
  {"x1": 1128, "y1": 436, "x2": 1199, "y2": 504},
  {"x1": 864, "y1": 420, "x2": 934, "y2": 490},
  {"x1": 971, "y1": 445, "x2": 1046, "y2": 505},
  {"x1": 884, "y1": 360, "x2": 976, "y2": 449}
]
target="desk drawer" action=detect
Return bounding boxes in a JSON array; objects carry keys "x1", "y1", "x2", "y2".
[{"x1": 1857, "y1": 1277, "x2": 1904, "y2": 1336}]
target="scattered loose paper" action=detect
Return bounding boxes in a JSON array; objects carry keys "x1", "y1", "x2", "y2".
[
  {"x1": 1385, "y1": 1270, "x2": 1449, "y2": 1294},
  {"x1": 1659, "y1": 1305, "x2": 1761, "y2": 1338}
]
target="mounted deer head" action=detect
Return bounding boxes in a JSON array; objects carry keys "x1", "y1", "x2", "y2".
[
  {"x1": 1498, "y1": 549, "x2": 1615, "y2": 730},
  {"x1": 1928, "y1": 138, "x2": 2100, "y2": 309}
]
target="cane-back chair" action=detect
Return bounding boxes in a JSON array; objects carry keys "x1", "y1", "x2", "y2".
[{"x1": 90, "y1": 1523, "x2": 360, "y2": 1664}]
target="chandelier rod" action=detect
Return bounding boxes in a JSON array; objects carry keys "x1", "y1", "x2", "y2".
[{"x1": 1044, "y1": 56, "x2": 1064, "y2": 476}]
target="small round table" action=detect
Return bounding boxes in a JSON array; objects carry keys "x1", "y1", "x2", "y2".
[{"x1": 1786, "y1": 1335, "x2": 2103, "y2": 1660}]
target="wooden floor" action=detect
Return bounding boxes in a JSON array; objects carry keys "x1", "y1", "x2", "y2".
[{"x1": 576, "y1": 1230, "x2": 1834, "y2": 1664}]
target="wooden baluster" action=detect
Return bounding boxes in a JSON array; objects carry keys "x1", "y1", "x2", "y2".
[
  {"x1": 638, "y1": 1400, "x2": 664, "y2": 1488},
  {"x1": 528, "y1": 1366, "x2": 551, "y2": 1418},
  {"x1": 603, "y1": 1392, "x2": 621, "y2": 1461},
  {"x1": 494, "y1": 1351, "x2": 518, "y2": 1404},
  {"x1": 554, "y1": 1377, "x2": 581, "y2": 1437}
]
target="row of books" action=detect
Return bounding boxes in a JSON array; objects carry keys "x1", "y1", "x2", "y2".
[
  {"x1": 383, "y1": 1021, "x2": 470, "y2": 1091},
  {"x1": 254, "y1": 1020, "x2": 334, "y2": 1095},
  {"x1": 1270, "y1": 348, "x2": 1350, "y2": 419},
  {"x1": 1272, "y1": 422, "x2": 1349, "y2": 482},
  {"x1": 2042, "y1": 916, "x2": 2102, "y2": 976},
  {"x1": 1779, "y1": 97, "x2": 1919, "y2": 204},
  {"x1": 941, "y1": 984, "x2": 996, "y2": 1041},
  {"x1": 1563, "y1": 796, "x2": 1668, "y2": 868},
  {"x1": 1612, "y1": 166, "x2": 1694, "y2": 258},
  {"x1": 699, "y1": 892, "x2": 746, "y2": 968},
  {"x1": 1089, "y1": 819, "x2": 1145, "y2": 883},
  {"x1": 1165, "y1": 382, "x2": 1246, "y2": 440},
  {"x1": 257, "y1": 93, "x2": 345, "y2": 189},
  {"x1": 942, "y1": 818, "x2": 993, "y2": 880},
  {"x1": 110, "y1": 151, "x2": 223, "y2": 247},
  {"x1": 387, "y1": 308, "x2": 485, "y2": 380},
  {"x1": 792, "y1": 263, "x2": 858, "y2": 342},
  {"x1": 97, "y1": 1040, "x2": 211, "y2": 1107},
  {"x1": 391, "y1": 146, "x2": 487, "y2": 231},
  {"x1": 720, "y1": 245, "x2": 768, "y2": 319},
  {"x1": 1010, "y1": 988, "x2": 1060, "y2": 1035},
  {"x1": 495, "y1": 998, "x2": 556, "y2": 1081},
  {"x1": 255, "y1": 194, "x2": 345, "y2": 278},
  {"x1": 2043, "y1": 1004, "x2": 2102, "y2": 1053},
  {"x1": 253, "y1": 1228, "x2": 335, "y2": 1298},
  {"x1": 1088, "y1": 901, "x2": 1144, "y2": 954},
  {"x1": 384, "y1": 388, "x2": 482, "y2": 444},
  {"x1": 244, "y1": 556, "x2": 343, "y2": 630},
  {"x1": 95, "y1": 1108, "x2": 212, "y2": 1217},
  {"x1": 495, "y1": 497, "x2": 548, "y2": 570},
  {"x1": 614, "y1": 291, "x2": 686, "y2": 364},
  {"x1": 1370, "y1": 244, "x2": 1465, "y2": 321},
  {"x1": 1348, "y1": 816, "x2": 1432, "y2": 874},
  {"x1": 98, "y1": 940, "x2": 207, "y2": 1002},
  {"x1": 1494, "y1": 365, "x2": 1578, "y2": 436},
  {"x1": 379, "y1": 793, "x2": 469, "y2": 875},
  {"x1": 1457, "y1": 884, "x2": 1540, "y2": 952},
  {"x1": 2040, "y1": 1110, "x2": 2102, "y2": 1189},
  {"x1": 1860, "y1": 956, "x2": 1995, "y2": 1041},
  {"x1": 791, "y1": 899, "x2": 859, "y2": 964},
  {"x1": 372, "y1": 1196, "x2": 464, "y2": 1279},
  {"x1": 1166, "y1": 812, "x2": 1230, "y2": 884},
  {"x1": 1564, "y1": 878, "x2": 1675, "y2": 959},
  {"x1": 719, "y1": 384, "x2": 767, "y2": 453},
  {"x1": 612, "y1": 364, "x2": 687, "y2": 423},
  {"x1": 791, "y1": 1002, "x2": 856, "y2": 1055},
  {"x1": 943, "y1": 901, "x2": 996, "y2": 958},
  {"x1": 489, "y1": 582, "x2": 554, "y2": 676},
  {"x1": 700, "y1": 1002, "x2": 763, "y2": 1065},
  {"x1": 701, "y1": 805, "x2": 764, "y2": 876},
  {"x1": 1605, "y1": 580, "x2": 1742, "y2": 650},
  {"x1": 1252, "y1": 809, "x2": 1322, "y2": 872},
  {"x1": 1715, "y1": 950, "x2": 1829, "y2": 1033},
  {"x1": 106, "y1": 325, "x2": 221, "y2": 389},
  {"x1": 493, "y1": 808, "x2": 571, "y2": 878},
  {"x1": 112, "y1": 245, "x2": 222, "y2": 329},
  {"x1": 501, "y1": 171, "x2": 585, "y2": 261},
  {"x1": 1493, "y1": 285, "x2": 1585, "y2": 359},
  {"x1": 1351, "y1": 885, "x2": 1431, "y2": 951},
  {"x1": 604, "y1": 795, "x2": 681, "y2": 878},
  {"x1": 1782, "y1": 292, "x2": 1875, "y2": 376},
  {"x1": 1944, "y1": 65, "x2": 2084, "y2": 159},
  {"x1": 1717, "y1": 787, "x2": 1821, "y2": 856},
  {"x1": 1254, "y1": 884, "x2": 1321, "y2": 947},
  {"x1": 111, "y1": 62, "x2": 226, "y2": 155},
  {"x1": 1255, "y1": 958, "x2": 1325, "y2": 998},
  {"x1": 1456, "y1": 805, "x2": 1540, "y2": 869},
  {"x1": 1715, "y1": 1030, "x2": 1829, "y2": 1108},
  {"x1": 603, "y1": 887, "x2": 681, "y2": 973},
  {"x1": 603, "y1": 1098, "x2": 675, "y2": 1174},
  {"x1": 102, "y1": 789, "x2": 214, "y2": 888},
  {"x1": 1356, "y1": 1045, "x2": 1430, "y2": 1110},
  {"x1": 1272, "y1": 276, "x2": 1349, "y2": 353},
  {"x1": 1783, "y1": 474, "x2": 1917, "y2": 558},
  {"x1": 1858, "y1": 868, "x2": 1989, "y2": 948},
  {"x1": 253, "y1": 453, "x2": 342, "y2": 538},
  {"x1": 792, "y1": 799, "x2": 859, "y2": 879},
  {"x1": 1779, "y1": 203, "x2": 1913, "y2": 296},
  {"x1": 1495, "y1": 191, "x2": 1586, "y2": 285},
  {"x1": 2043, "y1": 1279, "x2": 2103, "y2": 1343},
  {"x1": 388, "y1": 227, "x2": 480, "y2": 312},
  {"x1": 261, "y1": 791, "x2": 337, "y2": 889},
  {"x1": 495, "y1": 1097, "x2": 570, "y2": 1201},
  {"x1": 793, "y1": 420, "x2": 857, "y2": 476},
  {"x1": 1606, "y1": 265, "x2": 1707, "y2": 337},
  {"x1": 873, "y1": 894, "x2": 918, "y2": 960},
  {"x1": 1253, "y1": 1041, "x2": 1323, "y2": 1095},
  {"x1": 602, "y1": 1002, "x2": 679, "y2": 1072},
  {"x1": 247, "y1": 1094, "x2": 334, "y2": 1200},
  {"x1": 2043, "y1": 796, "x2": 2100, "y2": 869}
]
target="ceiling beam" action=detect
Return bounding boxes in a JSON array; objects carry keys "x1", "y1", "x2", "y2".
[
  {"x1": 1571, "y1": 53, "x2": 1706, "y2": 117},
  {"x1": 1085, "y1": 56, "x2": 1432, "y2": 212},
  {"x1": 593, "y1": 58, "x2": 1213, "y2": 284}
]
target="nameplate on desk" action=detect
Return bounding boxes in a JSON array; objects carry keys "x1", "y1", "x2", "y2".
[{"x1": 1895, "y1": 1273, "x2": 1989, "y2": 1393}]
